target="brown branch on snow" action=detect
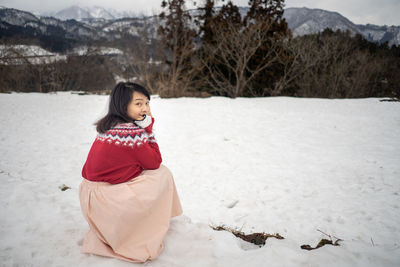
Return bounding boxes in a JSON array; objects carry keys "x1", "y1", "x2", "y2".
[
  {"x1": 59, "y1": 184, "x2": 71, "y2": 191},
  {"x1": 301, "y1": 230, "x2": 343, "y2": 250},
  {"x1": 300, "y1": 238, "x2": 342, "y2": 251},
  {"x1": 210, "y1": 224, "x2": 284, "y2": 246}
]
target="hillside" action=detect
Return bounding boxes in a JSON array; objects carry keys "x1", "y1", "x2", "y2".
[{"x1": 1, "y1": 6, "x2": 399, "y2": 47}]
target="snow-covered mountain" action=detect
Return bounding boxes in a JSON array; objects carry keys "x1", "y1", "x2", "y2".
[
  {"x1": 0, "y1": 7, "x2": 110, "y2": 43},
  {"x1": 357, "y1": 24, "x2": 400, "y2": 47},
  {"x1": 0, "y1": 7, "x2": 157, "y2": 45},
  {"x1": 0, "y1": 6, "x2": 40, "y2": 27},
  {"x1": 283, "y1": 7, "x2": 400, "y2": 46},
  {"x1": 283, "y1": 7, "x2": 359, "y2": 36},
  {"x1": 55, "y1": 6, "x2": 92, "y2": 21},
  {"x1": 41, "y1": 5, "x2": 137, "y2": 21},
  {"x1": 1, "y1": 6, "x2": 399, "y2": 46}
]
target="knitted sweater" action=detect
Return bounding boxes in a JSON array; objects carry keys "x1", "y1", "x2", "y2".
[{"x1": 82, "y1": 117, "x2": 162, "y2": 184}]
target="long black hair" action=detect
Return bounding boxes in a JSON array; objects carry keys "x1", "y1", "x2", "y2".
[{"x1": 95, "y1": 82, "x2": 151, "y2": 133}]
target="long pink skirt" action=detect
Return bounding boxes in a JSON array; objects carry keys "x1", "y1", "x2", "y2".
[{"x1": 79, "y1": 165, "x2": 183, "y2": 263}]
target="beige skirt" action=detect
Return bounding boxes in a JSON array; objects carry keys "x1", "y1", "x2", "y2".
[{"x1": 79, "y1": 165, "x2": 183, "y2": 263}]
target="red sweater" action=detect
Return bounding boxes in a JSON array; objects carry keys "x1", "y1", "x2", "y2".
[{"x1": 82, "y1": 118, "x2": 162, "y2": 184}]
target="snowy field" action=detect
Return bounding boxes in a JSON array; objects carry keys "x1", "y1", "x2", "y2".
[{"x1": 0, "y1": 92, "x2": 399, "y2": 267}]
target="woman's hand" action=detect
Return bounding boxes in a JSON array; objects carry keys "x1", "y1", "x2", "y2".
[{"x1": 134, "y1": 114, "x2": 153, "y2": 129}]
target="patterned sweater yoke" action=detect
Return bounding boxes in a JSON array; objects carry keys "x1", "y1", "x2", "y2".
[{"x1": 97, "y1": 122, "x2": 156, "y2": 148}]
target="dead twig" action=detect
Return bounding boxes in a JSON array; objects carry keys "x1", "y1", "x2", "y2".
[
  {"x1": 301, "y1": 230, "x2": 343, "y2": 250},
  {"x1": 59, "y1": 184, "x2": 71, "y2": 191},
  {"x1": 301, "y1": 238, "x2": 342, "y2": 250},
  {"x1": 210, "y1": 224, "x2": 284, "y2": 246}
]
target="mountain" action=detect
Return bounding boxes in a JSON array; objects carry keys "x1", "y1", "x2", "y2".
[
  {"x1": 0, "y1": 7, "x2": 99, "y2": 39},
  {"x1": 283, "y1": 7, "x2": 359, "y2": 36},
  {"x1": 1, "y1": 6, "x2": 399, "y2": 47},
  {"x1": 0, "y1": 7, "x2": 106, "y2": 52},
  {"x1": 0, "y1": 6, "x2": 40, "y2": 27},
  {"x1": 54, "y1": 6, "x2": 93, "y2": 21},
  {"x1": 41, "y1": 5, "x2": 137, "y2": 21},
  {"x1": 356, "y1": 24, "x2": 400, "y2": 46},
  {"x1": 283, "y1": 7, "x2": 400, "y2": 46}
]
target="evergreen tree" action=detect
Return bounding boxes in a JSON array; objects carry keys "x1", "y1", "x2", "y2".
[
  {"x1": 243, "y1": 0, "x2": 291, "y2": 96},
  {"x1": 158, "y1": 0, "x2": 197, "y2": 96},
  {"x1": 198, "y1": 1, "x2": 244, "y2": 96},
  {"x1": 199, "y1": 1, "x2": 287, "y2": 97},
  {"x1": 158, "y1": 0, "x2": 196, "y2": 62},
  {"x1": 196, "y1": 0, "x2": 216, "y2": 45},
  {"x1": 245, "y1": 0, "x2": 285, "y2": 25},
  {"x1": 214, "y1": 1, "x2": 242, "y2": 27}
]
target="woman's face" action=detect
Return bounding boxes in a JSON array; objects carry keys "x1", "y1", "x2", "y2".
[{"x1": 127, "y1": 91, "x2": 150, "y2": 121}]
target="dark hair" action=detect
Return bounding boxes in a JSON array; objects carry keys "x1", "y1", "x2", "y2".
[{"x1": 95, "y1": 82, "x2": 151, "y2": 133}]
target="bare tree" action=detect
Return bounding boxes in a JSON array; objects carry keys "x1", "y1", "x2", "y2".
[
  {"x1": 56, "y1": 45, "x2": 115, "y2": 92},
  {"x1": 201, "y1": 20, "x2": 281, "y2": 98},
  {"x1": 271, "y1": 37, "x2": 317, "y2": 96},
  {"x1": 121, "y1": 16, "x2": 164, "y2": 94},
  {"x1": 0, "y1": 45, "x2": 52, "y2": 92},
  {"x1": 157, "y1": 27, "x2": 199, "y2": 97},
  {"x1": 290, "y1": 31, "x2": 385, "y2": 98}
]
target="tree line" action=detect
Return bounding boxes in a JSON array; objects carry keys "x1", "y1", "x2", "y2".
[
  {"x1": 0, "y1": 0, "x2": 399, "y2": 99},
  {"x1": 155, "y1": 0, "x2": 399, "y2": 99}
]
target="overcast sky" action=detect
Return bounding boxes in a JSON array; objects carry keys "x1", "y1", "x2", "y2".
[{"x1": 0, "y1": 0, "x2": 399, "y2": 26}]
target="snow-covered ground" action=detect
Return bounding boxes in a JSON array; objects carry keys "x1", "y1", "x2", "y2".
[
  {"x1": 0, "y1": 92, "x2": 399, "y2": 266},
  {"x1": 72, "y1": 46, "x2": 123, "y2": 56},
  {"x1": 0, "y1": 45, "x2": 123, "y2": 66},
  {"x1": 0, "y1": 45, "x2": 67, "y2": 65}
]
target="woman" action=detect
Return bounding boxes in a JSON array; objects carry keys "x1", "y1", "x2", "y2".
[{"x1": 79, "y1": 82, "x2": 182, "y2": 263}]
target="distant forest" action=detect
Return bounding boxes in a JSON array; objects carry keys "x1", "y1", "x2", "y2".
[{"x1": 0, "y1": 0, "x2": 399, "y2": 100}]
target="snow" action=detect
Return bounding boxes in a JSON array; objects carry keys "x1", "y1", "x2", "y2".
[
  {"x1": 72, "y1": 46, "x2": 123, "y2": 56},
  {"x1": 0, "y1": 45, "x2": 67, "y2": 65},
  {"x1": 102, "y1": 20, "x2": 136, "y2": 32},
  {"x1": 0, "y1": 92, "x2": 399, "y2": 266},
  {"x1": 44, "y1": 5, "x2": 135, "y2": 21},
  {"x1": 359, "y1": 29, "x2": 386, "y2": 42},
  {"x1": 0, "y1": 8, "x2": 39, "y2": 27},
  {"x1": 0, "y1": 44, "x2": 123, "y2": 65},
  {"x1": 39, "y1": 17, "x2": 64, "y2": 28}
]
